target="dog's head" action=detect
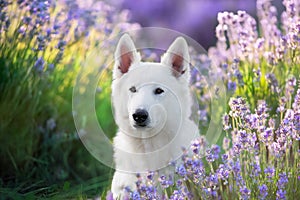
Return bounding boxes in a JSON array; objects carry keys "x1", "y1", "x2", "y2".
[{"x1": 112, "y1": 34, "x2": 192, "y2": 137}]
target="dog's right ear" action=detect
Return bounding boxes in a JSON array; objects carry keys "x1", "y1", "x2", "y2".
[{"x1": 113, "y1": 34, "x2": 140, "y2": 79}]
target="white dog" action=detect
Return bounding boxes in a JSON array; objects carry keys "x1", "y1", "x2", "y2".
[{"x1": 111, "y1": 34, "x2": 198, "y2": 199}]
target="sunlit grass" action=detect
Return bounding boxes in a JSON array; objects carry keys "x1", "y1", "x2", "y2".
[{"x1": 0, "y1": 0, "x2": 136, "y2": 198}]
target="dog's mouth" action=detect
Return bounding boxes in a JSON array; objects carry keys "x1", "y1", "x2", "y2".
[
  {"x1": 133, "y1": 122, "x2": 149, "y2": 128},
  {"x1": 133, "y1": 120, "x2": 150, "y2": 129}
]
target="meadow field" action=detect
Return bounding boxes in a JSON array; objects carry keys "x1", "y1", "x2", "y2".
[{"x1": 0, "y1": 0, "x2": 299, "y2": 199}]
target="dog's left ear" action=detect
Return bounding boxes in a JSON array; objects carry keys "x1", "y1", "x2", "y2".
[
  {"x1": 113, "y1": 34, "x2": 141, "y2": 79},
  {"x1": 161, "y1": 37, "x2": 190, "y2": 79}
]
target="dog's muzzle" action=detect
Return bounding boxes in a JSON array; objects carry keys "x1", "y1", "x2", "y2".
[{"x1": 132, "y1": 109, "x2": 148, "y2": 127}]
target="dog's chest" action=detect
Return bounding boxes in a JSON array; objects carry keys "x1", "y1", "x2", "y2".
[{"x1": 140, "y1": 131, "x2": 174, "y2": 153}]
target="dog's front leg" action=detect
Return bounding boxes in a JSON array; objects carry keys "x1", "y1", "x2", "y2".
[{"x1": 111, "y1": 171, "x2": 137, "y2": 199}]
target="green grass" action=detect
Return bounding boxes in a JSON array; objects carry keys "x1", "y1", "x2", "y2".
[{"x1": 0, "y1": 1, "x2": 124, "y2": 199}]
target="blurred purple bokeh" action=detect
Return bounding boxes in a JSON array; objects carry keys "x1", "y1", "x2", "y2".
[{"x1": 111, "y1": 0, "x2": 284, "y2": 49}]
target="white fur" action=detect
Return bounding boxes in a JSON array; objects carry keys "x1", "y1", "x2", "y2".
[{"x1": 111, "y1": 34, "x2": 198, "y2": 199}]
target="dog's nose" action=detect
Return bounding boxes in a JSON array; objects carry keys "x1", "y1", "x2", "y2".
[{"x1": 132, "y1": 109, "x2": 148, "y2": 125}]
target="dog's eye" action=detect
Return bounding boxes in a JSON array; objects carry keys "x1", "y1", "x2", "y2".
[
  {"x1": 129, "y1": 86, "x2": 137, "y2": 93},
  {"x1": 154, "y1": 87, "x2": 164, "y2": 95}
]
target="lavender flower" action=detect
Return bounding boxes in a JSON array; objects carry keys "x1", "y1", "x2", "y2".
[
  {"x1": 158, "y1": 175, "x2": 173, "y2": 189},
  {"x1": 221, "y1": 153, "x2": 229, "y2": 163},
  {"x1": 222, "y1": 137, "x2": 231, "y2": 150},
  {"x1": 211, "y1": 144, "x2": 221, "y2": 160},
  {"x1": 204, "y1": 187, "x2": 217, "y2": 198},
  {"x1": 238, "y1": 130, "x2": 249, "y2": 147},
  {"x1": 146, "y1": 171, "x2": 154, "y2": 181},
  {"x1": 105, "y1": 191, "x2": 114, "y2": 200},
  {"x1": 276, "y1": 189, "x2": 286, "y2": 200},
  {"x1": 34, "y1": 57, "x2": 45, "y2": 72},
  {"x1": 251, "y1": 161, "x2": 261, "y2": 178},
  {"x1": 228, "y1": 80, "x2": 237, "y2": 91},
  {"x1": 190, "y1": 136, "x2": 207, "y2": 156},
  {"x1": 266, "y1": 73, "x2": 279, "y2": 93},
  {"x1": 216, "y1": 164, "x2": 229, "y2": 181},
  {"x1": 231, "y1": 159, "x2": 241, "y2": 175},
  {"x1": 293, "y1": 87, "x2": 300, "y2": 110},
  {"x1": 222, "y1": 113, "x2": 231, "y2": 131},
  {"x1": 207, "y1": 173, "x2": 218, "y2": 187},
  {"x1": 285, "y1": 76, "x2": 296, "y2": 100},
  {"x1": 239, "y1": 186, "x2": 251, "y2": 200},
  {"x1": 261, "y1": 128, "x2": 274, "y2": 144},
  {"x1": 56, "y1": 40, "x2": 66, "y2": 51},
  {"x1": 278, "y1": 97, "x2": 287, "y2": 113},
  {"x1": 176, "y1": 164, "x2": 187, "y2": 177},
  {"x1": 170, "y1": 190, "x2": 185, "y2": 200},
  {"x1": 229, "y1": 97, "x2": 250, "y2": 119},
  {"x1": 264, "y1": 166, "x2": 275, "y2": 180},
  {"x1": 258, "y1": 184, "x2": 268, "y2": 200},
  {"x1": 277, "y1": 172, "x2": 288, "y2": 189},
  {"x1": 205, "y1": 148, "x2": 214, "y2": 162},
  {"x1": 130, "y1": 191, "x2": 141, "y2": 200}
]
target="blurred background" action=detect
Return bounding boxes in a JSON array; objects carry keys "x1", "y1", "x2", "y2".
[{"x1": 115, "y1": 0, "x2": 284, "y2": 49}]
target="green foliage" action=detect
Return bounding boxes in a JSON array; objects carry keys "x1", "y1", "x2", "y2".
[{"x1": 0, "y1": 0, "x2": 137, "y2": 198}]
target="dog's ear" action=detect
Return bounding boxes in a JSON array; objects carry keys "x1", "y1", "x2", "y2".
[
  {"x1": 161, "y1": 37, "x2": 190, "y2": 79},
  {"x1": 113, "y1": 34, "x2": 140, "y2": 79}
]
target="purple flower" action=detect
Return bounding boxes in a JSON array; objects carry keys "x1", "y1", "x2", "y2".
[
  {"x1": 266, "y1": 73, "x2": 279, "y2": 93},
  {"x1": 48, "y1": 63, "x2": 55, "y2": 71},
  {"x1": 205, "y1": 187, "x2": 217, "y2": 198},
  {"x1": 190, "y1": 136, "x2": 207, "y2": 156},
  {"x1": 228, "y1": 80, "x2": 237, "y2": 91},
  {"x1": 131, "y1": 191, "x2": 141, "y2": 200},
  {"x1": 190, "y1": 139, "x2": 201, "y2": 154},
  {"x1": 261, "y1": 128, "x2": 274, "y2": 144},
  {"x1": 176, "y1": 164, "x2": 187, "y2": 177},
  {"x1": 176, "y1": 179, "x2": 183, "y2": 188},
  {"x1": 56, "y1": 40, "x2": 67, "y2": 51},
  {"x1": 105, "y1": 191, "x2": 114, "y2": 200},
  {"x1": 207, "y1": 173, "x2": 218, "y2": 186},
  {"x1": 293, "y1": 88, "x2": 300, "y2": 110},
  {"x1": 216, "y1": 164, "x2": 229, "y2": 181},
  {"x1": 212, "y1": 144, "x2": 221, "y2": 160},
  {"x1": 251, "y1": 162, "x2": 261, "y2": 177},
  {"x1": 36, "y1": 34, "x2": 46, "y2": 51},
  {"x1": 222, "y1": 153, "x2": 229, "y2": 163},
  {"x1": 142, "y1": 185, "x2": 158, "y2": 199},
  {"x1": 198, "y1": 109, "x2": 208, "y2": 122},
  {"x1": 239, "y1": 186, "x2": 251, "y2": 200},
  {"x1": 233, "y1": 143, "x2": 242, "y2": 155},
  {"x1": 170, "y1": 190, "x2": 185, "y2": 200},
  {"x1": 223, "y1": 137, "x2": 231, "y2": 150},
  {"x1": 258, "y1": 184, "x2": 268, "y2": 200},
  {"x1": 276, "y1": 189, "x2": 286, "y2": 200},
  {"x1": 264, "y1": 166, "x2": 275, "y2": 180},
  {"x1": 277, "y1": 172, "x2": 288, "y2": 189},
  {"x1": 34, "y1": 57, "x2": 45, "y2": 72},
  {"x1": 238, "y1": 130, "x2": 249, "y2": 147},
  {"x1": 231, "y1": 160, "x2": 241, "y2": 174},
  {"x1": 222, "y1": 114, "x2": 231, "y2": 131},
  {"x1": 229, "y1": 97, "x2": 250, "y2": 119},
  {"x1": 158, "y1": 175, "x2": 173, "y2": 189},
  {"x1": 285, "y1": 76, "x2": 296, "y2": 99},
  {"x1": 146, "y1": 171, "x2": 154, "y2": 181},
  {"x1": 205, "y1": 148, "x2": 214, "y2": 162},
  {"x1": 256, "y1": 100, "x2": 269, "y2": 117}
]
